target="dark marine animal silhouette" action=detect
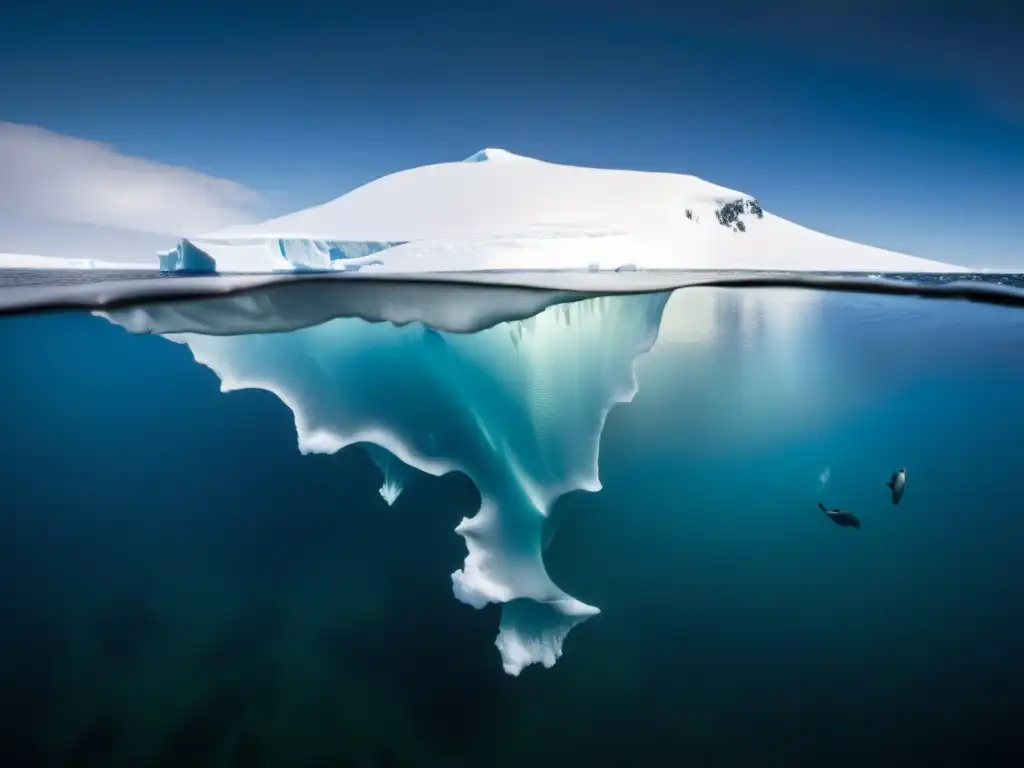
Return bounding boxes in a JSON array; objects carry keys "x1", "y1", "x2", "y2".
[
  {"x1": 886, "y1": 468, "x2": 907, "y2": 505},
  {"x1": 818, "y1": 501, "x2": 861, "y2": 530}
]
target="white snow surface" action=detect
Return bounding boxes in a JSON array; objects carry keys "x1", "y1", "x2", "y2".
[
  {"x1": 188, "y1": 148, "x2": 965, "y2": 273},
  {"x1": 0, "y1": 252, "x2": 155, "y2": 270}
]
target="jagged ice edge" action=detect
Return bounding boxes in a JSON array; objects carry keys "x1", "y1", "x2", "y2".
[{"x1": 147, "y1": 294, "x2": 669, "y2": 675}]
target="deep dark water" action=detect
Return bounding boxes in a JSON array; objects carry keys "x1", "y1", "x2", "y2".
[{"x1": 1, "y1": 285, "x2": 1023, "y2": 767}]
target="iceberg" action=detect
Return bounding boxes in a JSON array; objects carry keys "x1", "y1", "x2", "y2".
[
  {"x1": 100, "y1": 287, "x2": 671, "y2": 675},
  {"x1": 158, "y1": 240, "x2": 217, "y2": 273},
  {"x1": 168, "y1": 147, "x2": 966, "y2": 274},
  {"x1": 157, "y1": 238, "x2": 406, "y2": 273}
]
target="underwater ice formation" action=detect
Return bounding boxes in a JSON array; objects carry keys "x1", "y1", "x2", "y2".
[
  {"x1": 363, "y1": 443, "x2": 417, "y2": 506},
  {"x1": 90, "y1": 273, "x2": 610, "y2": 335},
  {"x1": 102, "y1": 291, "x2": 671, "y2": 675}
]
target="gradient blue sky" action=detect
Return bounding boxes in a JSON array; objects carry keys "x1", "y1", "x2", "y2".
[{"x1": 1, "y1": 0, "x2": 1022, "y2": 267}]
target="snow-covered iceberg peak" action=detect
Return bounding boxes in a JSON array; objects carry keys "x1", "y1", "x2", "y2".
[
  {"x1": 171, "y1": 147, "x2": 966, "y2": 274},
  {"x1": 103, "y1": 290, "x2": 671, "y2": 675},
  {"x1": 462, "y1": 147, "x2": 538, "y2": 163}
]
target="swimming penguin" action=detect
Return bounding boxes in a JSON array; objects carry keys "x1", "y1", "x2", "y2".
[
  {"x1": 886, "y1": 468, "x2": 907, "y2": 505},
  {"x1": 818, "y1": 501, "x2": 861, "y2": 530}
]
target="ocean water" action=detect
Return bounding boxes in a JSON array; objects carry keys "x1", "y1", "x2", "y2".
[{"x1": 0, "y1": 272, "x2": 1022, "y2": 767}]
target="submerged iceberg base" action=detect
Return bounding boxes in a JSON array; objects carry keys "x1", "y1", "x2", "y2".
[
  {"x1": 104, "y1": 291, "x2": 670, "y2": 674},
  {"x1": 496, "y1": 597, "x2": 600, "y2": 675}
]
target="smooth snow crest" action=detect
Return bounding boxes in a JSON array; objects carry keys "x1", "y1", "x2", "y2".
[
  {"x1": 201, "y1": 147, "x2": 751, "y2": 243},
  {"x1": 462, "y1": 148, "x2": 538, "y2": 163}
]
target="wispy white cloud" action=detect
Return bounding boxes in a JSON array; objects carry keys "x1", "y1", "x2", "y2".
[{"x1": 0, "y1": 122, "x2": 264, "y2": 244}]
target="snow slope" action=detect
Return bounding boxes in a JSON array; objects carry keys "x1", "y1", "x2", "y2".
[{"x1": 182, "y1": 147, "x2": 965, "y2": 273}]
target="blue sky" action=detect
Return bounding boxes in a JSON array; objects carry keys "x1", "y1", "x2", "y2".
[{"x1": 1, "y1": 0, "x2": 1021, "y2": 268}]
